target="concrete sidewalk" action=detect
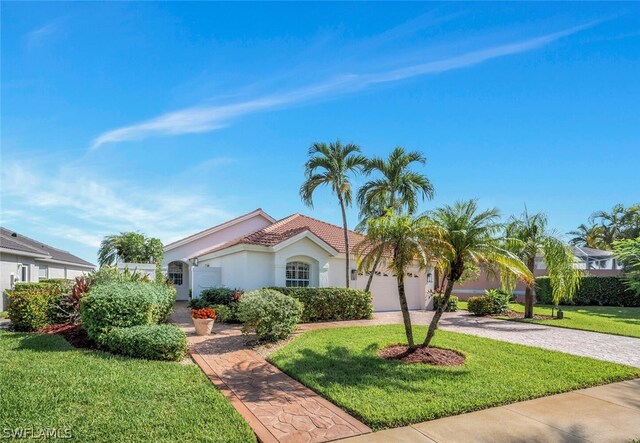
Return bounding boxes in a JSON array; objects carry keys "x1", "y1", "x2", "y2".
[{"x1": 340, "y1": 379, "x2": 640, "y2": 443}]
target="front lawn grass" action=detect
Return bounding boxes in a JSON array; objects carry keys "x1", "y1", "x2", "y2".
[
  {"x1": 0, "y1": 331, "x2": 255, "y2": 443},
  {"x1": 458, "y1": 301, "x2": 640, "y2": 338},
  {"x1": 269, "y1": 325, "x2": 640, "y2": 430},
  {"x1": 0, "y1": 311, "x2": 7, "y2": 318}
]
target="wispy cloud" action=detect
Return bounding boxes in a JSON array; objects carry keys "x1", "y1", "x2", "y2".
[
  {"x1": 25, "y1": 17, "x2": 66, "y2": 48},
  {"x1": 91, "y1": 23, "x2": 592, "y2": 150},
  {"x1": 1, "y1": 163, "x2": 233, "y2": 248}
]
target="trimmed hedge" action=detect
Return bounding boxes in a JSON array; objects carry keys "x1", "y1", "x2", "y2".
[
  {"x1": 432, "y1": 294, "x2": 458, "y2": 312},
  {"x1": 535, "y1": 276, "x2": 639, "y2": 307},
  {"x1": 6, "y1": 285, "x2": 59, "y2": 331},
  {"x1": 104, "y1": 324, "x2": 188, "y2": 361},
  {"x1": 199, "y1": 287, "x2": 236, "y2": 305},
  {"x1": 268, "y1": 287, "x2": 373, "y2": 322},
  {"x1": 80, "y1": 281, "x2": 176, "y2": 343},
  {"x1": 236, "y1": 289, "x2": 303, "y2": 342}
]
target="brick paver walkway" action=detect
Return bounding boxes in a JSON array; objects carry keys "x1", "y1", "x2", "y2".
[{"x1": 171, "y1": 305, "x2": 371, "y2": 443}]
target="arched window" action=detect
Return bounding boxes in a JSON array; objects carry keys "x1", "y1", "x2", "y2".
[
  {"x1": 286, "y1": 261, "x2": 310, "y2": 287},
  {"x1": 168, "y1": 262, "x2": 183, "y2": 286}
]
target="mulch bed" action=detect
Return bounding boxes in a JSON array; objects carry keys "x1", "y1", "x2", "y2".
[
  {"x1": 379, "y1": 344, "x2": 465, "y2": 366},
  {"x1": 38, "y1": 323, "x2": 96, "y2": 350},
  {"x1": 497, "y1": 310, "x2": 556, "y2": 320}
]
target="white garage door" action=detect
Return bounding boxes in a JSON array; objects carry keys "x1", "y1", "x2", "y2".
[{"x1": 358, "y1": 272, "x2": 425, "y2": 311}]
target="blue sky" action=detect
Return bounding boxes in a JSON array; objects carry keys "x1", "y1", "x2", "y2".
[{"x1": 2, "y1": 2, "x2": 639, "y2": 263}]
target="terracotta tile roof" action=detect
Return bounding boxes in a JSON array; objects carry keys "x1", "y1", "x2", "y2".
[{"x1": 201, "y1": 214, "x2": 365, "y2": 256}]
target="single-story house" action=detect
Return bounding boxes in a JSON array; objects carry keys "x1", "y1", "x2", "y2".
[
  {"x1": 163, "y1": 208, "x2": 435, "y2": 311},
  {"x1": 453, "y1": 245, "x2": 623, "y2": 301},
  {"x1": 0, "y1": 227, "x2": 95, "y2": 311}
]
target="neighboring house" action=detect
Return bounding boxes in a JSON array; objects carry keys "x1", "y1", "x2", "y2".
[
  {"x1": 0, "y1": 227, "x2": 95, "y2": 312},
  {"x1": 453, "y1": 245, "x2": 623, "y2": 301},
  {"x1": 163, "y1": 208, "x2": 435, "y2": 311}
]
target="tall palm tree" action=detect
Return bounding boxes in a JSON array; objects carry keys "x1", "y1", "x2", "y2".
[
  {"x1": 590, "y1": 204, "x2": 640, "y2": 247},
  {"x1": 567, "y1": 224, "x2": 605, "y2": 249},
  {"x1": 421, "y1": 200, "x2": 532, "y2": 347},
  {"x1": 98, "y1": 232, "x2": 164, "y2": 268},
  {"x1": 300, "y1": 140, "x2": 368, "y2": 288},
  {"x1": 356, "y1": 212, "x2": 444, "y2": 349},
  {"x1": 357, "y1": 147, "x2": 434, "y2": 291},
  {"x1": 506, "y1": 209, "x2": 581, "y2": 318}
]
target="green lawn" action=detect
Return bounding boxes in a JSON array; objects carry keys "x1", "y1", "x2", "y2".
[
  {"x1": 0, "y1": 331, "x2": 255, "y2": 443},
  {"x1": 0, "y1": 311, "x2": 7, "y2": 318},
  {"x1": 458, "y1": 301, "x2": 640, "y2": 338},
  {"x1": 269, "y1": 325, "x2": 640, "y2": 430}
]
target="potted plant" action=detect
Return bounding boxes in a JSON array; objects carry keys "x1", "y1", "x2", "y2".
[{"x1": 191, "y1": 307, "x2": 216, "y2": 336}]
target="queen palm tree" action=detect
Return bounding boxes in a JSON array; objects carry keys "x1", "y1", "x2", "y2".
[
  {"x1": 356, "y1": 212, "x2": 444, "y2": 349},
  {"x1": 506, "y1": 209, "x2": 581, "y2": 318},
  {"x1": 421, "y1": 200, "x2": 533, "y2": 347},
  {"x1": 300, "y1": 140, "x2": 368, "y2": 288},
  {"x1": 357, "y1": 147, "x2": 434, "y2": 291}
]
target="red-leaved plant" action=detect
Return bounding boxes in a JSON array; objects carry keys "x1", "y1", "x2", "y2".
[{"x1": 191, "y1": 308, "x2": 216, "y2": 320}]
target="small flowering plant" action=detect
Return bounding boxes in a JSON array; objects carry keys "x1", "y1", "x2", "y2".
[{"x1": 191, "y1": 307, "x2": 216, "y2": 320}]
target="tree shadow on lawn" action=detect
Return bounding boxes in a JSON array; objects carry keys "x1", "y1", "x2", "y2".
[{"x1": 272, "y1": 343, "x2": 469, "y2": 394}]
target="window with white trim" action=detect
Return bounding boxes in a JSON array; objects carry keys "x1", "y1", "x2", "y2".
[
  {"x1": 38, "y1": 265, "x2": 48, "y2": 280},
  {"x1": 168, "y1": 262, "x2": 183, "y2": 286},
  {"x1": 286, "y1": 261, "x2": 310, "y2": 287}
]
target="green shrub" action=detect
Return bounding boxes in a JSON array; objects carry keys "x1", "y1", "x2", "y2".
[
  {"x1": 189, "y1": 288, "x2": 242, "y2": 323},
  {"x1": 467, "y1": 296, "x2": 495, "y2": 316},
  {"x1": 267, "y1": 287, "x2": 373, "y2": 322},
  {"x1": 80, "y1": 281, "x2": 176, "y2": 343},
  {"x1": 485, "y1": 289, "x2": 511, "y2": 314},
  {"x1": 199, "y1": 287, "x2": 238, "y2": 305},
  {"x1": 103, "y1": 324, "x2": 188, "y2": 361},
  {"x1": 535, "y1": 276, "x2": 639, "y2": 307},
  {"x1": 6, "y1": 285, "x2": 58, "y2": 331},
  {"x1": 38, "y1": 278, "x2": 75, "y2": 293},
  {"x1": 211, "y1": 304, "x2": 233, "y2": 323},
  {"x1": 432, "y1": 294, "x2": 458, "y2": 312},
  {"x1": 236, "y1": 289, "x2": 303, "y2": 342}
]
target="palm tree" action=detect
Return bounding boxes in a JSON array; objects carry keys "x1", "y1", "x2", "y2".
[
  {"x1": 590, "y1": 204, "x2": 640, "y2": 247},
  {"x1": 356, "y1": 212, "x2": 443, "y2": 349},
  {"x1": 98, "y1": 232, "x2": 164, "y2": 268},
  {"x1": 300, "y1": 140, "x2": 368, "y2": 288},
  {"x1": 568, "y1": 224, "x2": 605, "y2": 249},
  {"x1": 421, "y1": 200, "x2": 532, "y2": 347},
  {"x1": 357, "y1": 147, "x2": 434, "y2": 291},
  {"x1": 506, "y1": 209, "x2": 581, "y2": 318}
]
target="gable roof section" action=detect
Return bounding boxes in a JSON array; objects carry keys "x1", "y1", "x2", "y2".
[
  {"x1": 198, "y1": 213, "x2": 364, "y2": 257},
  {"x1": 164, "y1": 208, "x2": 276, "y2": 251},
  {"x1": 0, "y1": 227, "x2": 95, "y2": 267}
]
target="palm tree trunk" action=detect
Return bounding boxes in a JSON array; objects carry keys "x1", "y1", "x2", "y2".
[
  {"x1": 338, "y1": 194, "x2": 351, "y2": 288},
  {"x1": 364, "y1": 252, "x2": 383, "y2": 292},
  {"x1": 423, "y1": 276, "x2": 455, "y2": 348},
  {"x1": 524, "y1": 257, "x2": 535, "y2": 319},
  {"x1": 396, "y1": 272, "x2": 415, "y2": 349}
]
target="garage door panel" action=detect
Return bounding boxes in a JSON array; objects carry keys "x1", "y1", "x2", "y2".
[{"x1": 358, "y1": 273, "x2": 425, "y2": 311}]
